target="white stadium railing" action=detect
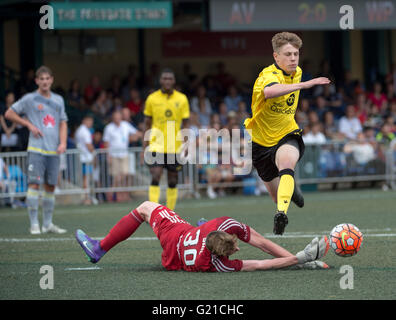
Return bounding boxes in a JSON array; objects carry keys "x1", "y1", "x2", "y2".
[{"x1": 0, "y1": 140, "x2": 395, "y2": 205}]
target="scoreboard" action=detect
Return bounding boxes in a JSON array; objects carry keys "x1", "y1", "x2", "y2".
[{"x1": 210, "y1": 0, "x2": 396, "y2": 30}]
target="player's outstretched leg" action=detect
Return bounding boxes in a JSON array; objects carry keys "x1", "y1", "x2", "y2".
[
  {"x1": 75, "y1": 208, "x2": 144, "y2": 263},
  {"x1": 75, "y1": 230, "x2": 107, "y2": 263}
]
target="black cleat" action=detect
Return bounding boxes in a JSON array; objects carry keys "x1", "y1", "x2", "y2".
[
  {"x1": 291, "y1": 185, "x2": 304, "y2": 208},
  {"x1": 273, "y1": 211, "x2": 288, "y2": 235}
]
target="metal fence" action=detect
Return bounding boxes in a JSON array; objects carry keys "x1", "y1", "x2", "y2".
[{"x1": 0, "y1": 140, "x2": 395, "y2": 204}]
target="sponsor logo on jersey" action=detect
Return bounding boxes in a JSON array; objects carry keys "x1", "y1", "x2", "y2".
[
  {"x1": 270, "y1": 103, "x2": 296, "y2": 114},
  {"x1": 286, "y1": 93, "x2": 295, "y2": 106},
  {"x1": 43, "y1": 114, "x2": 56, "y2": 128}
]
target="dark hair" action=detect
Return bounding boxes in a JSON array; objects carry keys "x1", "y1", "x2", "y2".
[{"x1": 160, "y1": 68, "x2": 175, "y2": 77}]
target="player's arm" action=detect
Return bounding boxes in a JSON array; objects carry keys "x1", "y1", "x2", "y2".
[
  {"x1": 57, "y1": 120, "x2": 68, "y2": 154},
  {"x1": 5, "y1": 108, "x2": 43, "y2": 138},
  {"x1": 241, "y1": 256, "x2": 298, "y2": 271},
  {"x1": 248, "y1": 227, "x2": 294, "y2": 258},
  {"x1": 263, "y1": 77, "x2": 331, "y2": 99}
]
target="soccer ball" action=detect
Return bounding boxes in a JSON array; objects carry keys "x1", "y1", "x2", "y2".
[{"x1": 329, "y1": 223, "x2": 363, "y2": 257}]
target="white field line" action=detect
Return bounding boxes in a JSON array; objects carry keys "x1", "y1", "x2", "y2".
[
  {"x1": 1, "y1": 231, "x2": 396, "y2": 243},
  {"x1": 64, "y1": 266, "x2": 102, "y2": 271}
]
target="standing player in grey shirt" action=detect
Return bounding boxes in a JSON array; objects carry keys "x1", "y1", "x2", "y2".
[{"x1": 5, "y1": 66, "x2": 68, "y2": 234}]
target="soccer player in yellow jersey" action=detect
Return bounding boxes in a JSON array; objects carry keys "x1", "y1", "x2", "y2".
[
  {"x1": 244, "y1": 32, "x2": 330, "y2": 235},
  {"x1": 142, "y1": 68, "x2": 190, "y2": 210}
]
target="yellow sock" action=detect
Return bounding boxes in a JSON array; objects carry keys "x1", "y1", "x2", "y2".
[
  {"x1": 149, "y1": 185, "x2": 160, "y2": 203},
  {"x1": 277, "y1": 169, "x2": 295, "y2": 214},
  {"x1": 166, "y1": 187, "x2": 178, "y2": 210}
]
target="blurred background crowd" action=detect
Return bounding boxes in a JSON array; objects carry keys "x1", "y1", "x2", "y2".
[{"x1": 1, "y1": 60, "x2": 396, "y2": 200}]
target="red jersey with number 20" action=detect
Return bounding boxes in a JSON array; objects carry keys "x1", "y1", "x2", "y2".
[{"x1": 179, "y1": 216, "x2": 251, "y2": 272}]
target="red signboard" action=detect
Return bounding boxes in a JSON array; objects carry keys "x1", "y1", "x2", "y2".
[{"x1": 162, "y1": 31, "x2": 275, "y2": 57}]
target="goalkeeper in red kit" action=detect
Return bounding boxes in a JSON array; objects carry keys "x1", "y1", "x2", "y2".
[{"x1": 76, "y1": 201, "x2": 329, "y2": 272}]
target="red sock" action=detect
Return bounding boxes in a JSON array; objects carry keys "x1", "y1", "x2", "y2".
[{"x1": 100, "y1": 209, "x2": 143, "y2": 252}]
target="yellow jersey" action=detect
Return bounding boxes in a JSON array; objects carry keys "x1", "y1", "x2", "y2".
[
  {"x1": 144, "y1": 89, "x2": 190, "y2": 153},
  {"x1": 244, "y1": 63, "x2": 302, "y2": 147}
]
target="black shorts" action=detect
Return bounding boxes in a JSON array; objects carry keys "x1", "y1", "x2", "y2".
[
  {"x1": 145, "y1": 152, "x2": 183, "y2": 172},
  {"x1": 252, "y1": 129, "x2": 305, "y2": 182}
]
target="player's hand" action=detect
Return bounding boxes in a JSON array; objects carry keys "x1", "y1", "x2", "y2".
[
  {"x1": 28, "y1": 124, "x2": 43, "y2": 138},
  {"x1": 302, "y1": 77, "x2": 331, "y2": 89},
  {"x1": 57, "y1": 143, "x2": 66, "y2": 154}
]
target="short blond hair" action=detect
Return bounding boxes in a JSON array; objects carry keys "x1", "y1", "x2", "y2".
[
  {"x1": 206, "y1": 231, "x2": 238, "y2": 257},
  {"x1": 272, "y1": 32, "x2": 302, "y2": 52},
  {"x1": 35, "y1": 65, "x2": 53, "y2": 78}
]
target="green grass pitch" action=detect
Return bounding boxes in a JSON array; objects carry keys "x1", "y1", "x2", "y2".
[{"x1": 0, "y1": 189, "x2": 395, "y2": 300}]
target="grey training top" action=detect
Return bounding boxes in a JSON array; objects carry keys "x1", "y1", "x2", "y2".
[{"x1": 11, "y1": 91, "x2": 68, "y2": 155}]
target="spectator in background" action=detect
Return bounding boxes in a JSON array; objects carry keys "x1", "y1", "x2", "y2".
[
  {"x1": 214, "y1": 62, "x2": 235, "y2": 96},
  {"x1": 343, "y1": 132, "x2": 376, "y2": 166},
  {"x1": 218, "y1": 101, "x2": 229, "y2": 127},
  {"x1": 323, "y1": 110, "x2": 344, "y2": 141},
  {"x1": 385, "y1": 82, "x2": 396, "y2": 103},
  {"x1": 109, "y1": 75, "x2": 122, "y2": 98},
  {"x1": 312, "y1": 95, "x2": 328, "y2": 120},
  {"x1": 84, "y1": 76, "x2": 102, "y2": 106},
  {"x1": 363, "y1": 126, "x2": 377, "y2": 145},
  {"x1": 67, "y1": 79, "x2": 84, "y2": 110},
  {"x1": 188, "y1": 112, "x2": 201, "y2": 138},
  {"x1": 144, "y1": 62, "x2": 161, "y2": 90},
  {"x1": 367, "y1": 81, "x2": 387, "y2": 113},
  {"x1": 322, "y1": 83, "x2": 345, "y2": 119},
  {"x1": 236, "y1": 101, "x2": 249, "y2": 128},
  {"x1": 103, "y1": 110, "x2": 139, "y2": 202},
  {"x1": 190, "y1": 85, "x2": 212, "y2": 115},
  {"x1": 75, "y1": 114, "x2": 95, "y2": 205},
  {"x1": 0, "y1": 157, "x2": 11, "y2": 206},
  {"x1": 303, "y1": 122, "x2": 326, "y2": 145},
  {"x1": 340, "y1": 70, "x2": 356, "y2": 105},
  {"x1": 91, "y1": 90, "x2": 112, "y2": 119},
  {"x1": 365, "y1": 102, "x2": 383, "y2": 129},
  {"x1": 338, "y1": 105, "x2": 362, "y2": 140},
  {"x1": 179, "y1": 63, "x2": 199, "y2": 96},
  {"x1": 121, "y1": 107, "x2": 142, "y2": 146},
  {"x1": 299, "y1": 98, "x2": 311, "y2": 115},
  {"x1": 203, "y1": 75, "x2": 219, "y2": 106},
  {"x1": 384, "y1": 116, "x2": 396, "y2": 133},
  {"x1": 195, "y1": 98, "x2": 211, "y2": 128},
  {"x1": 0, "y1": 92, "x2": 19, "y2": 152},
  {"x1": 375, "y1": 122, "x2": 395, "y2": 146},
  {"x1": 354, "y1": 92, "x2": 369, "y2": 125},
  {"x1": 112, "y1": 96, "x2": 124, "y2": 113},
  {"x1": 125, "y1": 88, "x2": 143, "y2": 119},
  {"x1": 295, "y1": 110, "x2": 309, "y2": 131},
  {"x1": 387, "y1": 100, "x2": 396, "y2": 123},
  {"x1": 92, "y1": 130, "x2": 107, "y2": 203},
  {"x1": 224, "y1": 85, "x2": 243, "y2": 112},
  {"x1": 14, "y1": 68, "x2": 37, "y2": 99},
  {"x1": 300, "y1": 59, "x2": 314, "y2": 99},
  {"x1": 307, "y1": 110, "x2": 320, "y2": 127},
  {"x1": 121, "y1": 74, "x2": 138, "y2": 102}
]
